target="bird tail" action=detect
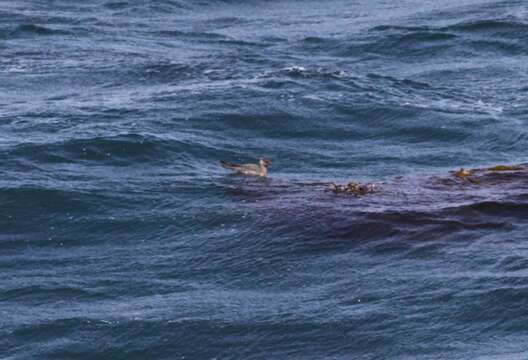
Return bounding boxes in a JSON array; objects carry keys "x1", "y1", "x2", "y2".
[{"x1": 220, "y1": 160, "x2": 239, "y2": 170}]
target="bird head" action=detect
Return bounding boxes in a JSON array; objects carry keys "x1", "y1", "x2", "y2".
[
  {"x1": 454, "y1": 168, "x2": 471, "y2": 178},
  {"x1": 259, "y1": 158, "x2": 271, "y2": 167}
]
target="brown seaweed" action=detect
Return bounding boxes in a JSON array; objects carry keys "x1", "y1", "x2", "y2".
[{"x1": 328, "y1": 182, "x2": 377, "y2": 196}]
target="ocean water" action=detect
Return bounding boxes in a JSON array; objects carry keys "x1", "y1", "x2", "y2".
[{"x1": 1, "y1": 0, "x2": 528, "y2": 358}]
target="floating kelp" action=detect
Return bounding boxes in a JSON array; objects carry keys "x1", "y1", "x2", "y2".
[
  {"x1": 486, "y1": 165, "x2": 525, "y2": 172},
  {"x1": 328, "y1": 182, "x2": 377, "y2": 196},
  {"x1": 450, "y1": 164, "x2": 527, "y2": 185}
]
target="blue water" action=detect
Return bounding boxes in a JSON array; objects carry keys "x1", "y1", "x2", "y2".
[{"x1": 2, "y1": 0, "x2": 528, "y2": 358}]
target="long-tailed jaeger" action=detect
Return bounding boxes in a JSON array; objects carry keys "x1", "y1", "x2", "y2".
[{"x1": 220, "y1": 158, "x2": 271, "y2": 177}]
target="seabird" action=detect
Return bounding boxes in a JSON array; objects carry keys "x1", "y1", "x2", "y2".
[
  {"x1": 453, "y1": 168, "x2": 479, "y2": 184},
  {"x1": 220, "y1": 158, "x2": 271, "y2": 177},
  {"x1": 454, "y1": 168, "x2": 472, "y2": 179}
]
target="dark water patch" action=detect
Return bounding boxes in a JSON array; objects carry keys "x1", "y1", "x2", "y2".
[
  {"x1": 260, "y1": 35, "x2": 287, "y2": 43},
  {"x1": 466, "y1": 39, "x2": 527, "y2": 56},
  {"x1": 104, "y1": 0, "x2": 189, "y2": 15},
  {"x1": 0, "y1": 211, "x2": 183, "y2": 250},
  {"x1": 475, "y1": 167, "x2": 528, "y2": 183},
  {"x1": 201, "y1": 16, "x2": 251, "y2": 27},
  {"x1": 366, "y1": 210, "x2": 507, "y2": 237},
  {"x1": 448, "y1": 200, "x2": 528, "y2": 218},
  {"x1": 8, "y1": 318, "x2": 106, "y2": 349},
  {"x1": 148, "y1": 1, "x2": 190, "y2": 12},
  {"x1": 495, "y1": 255, "x2": 528, "y2": 273},
  {"x1": 252, "y1": 209, "x2": 491, "y2": 257},
  {"x1": 103, "y1": 1, "x2": 129, "y2": 10},
  {"x1": 0, "y1": 187, "x2": 97, "y2": 216},
  {"x1": 317, "y1": 218, "x2": 402, "y2": 243},
  {"x1": 454, "y1": 286, "x2": 528, "y2": 332},
  {"x1": 350, "y1": 26, "x2": 459, "y2": 58},
  {"x1": 5, "y1": 317, "x2": 398, "y2": 359},
  {"x1": 370, "y1": 25, "x2": 432, "y2": 32},
  {"x1": 198, "y1": 111, "x2": 376, "y2": 143},
  {"x1": 1, "y1": 286, "x2": 101, "y2": 303},
  {"x1": 235, "y1": 176, "x2": 528, "y2": 256},
  {"x1": 373, "y1": 19, "x2": 528, "y2": 38},
  {"x1": 444, "y1": 19, "x2": 528, "y2": 35},
  {"x1": 333, "y1": 103, "x2": 417, "y2": 127},
  {"x1": 0, "y1": 10, "x2": 35, "y2": 29},
  {"x1": 338, "y1": 38, "x2": 455, "y2": 60},
  {"x1": 402, "y1": 241, "x2": 447, "y2": 260},
  {"x1": 10, "y1": 24, "x2": 72, "y2": 38},
  {"x1": 302, "y1": 36, "x2": 329, "y2": 44},
  {"x1": 365, "y1": 73, "x2": 434, "y2": 90},
  {"x1": 0, "y1": 28, "x2": 9, "y2": 40},
  {"x1": 297, "y1": 36, "x2": 344, "y2": 54},
  {"x1": 363, "y1": 18, "x2": 528, "y2": 59},
  {"x1": 158, "y1": 29, "x2": 227, "y2": 40},
  {"x1": 4, "y1": 134, "x2": 186, "y2": 166},
  {"x1": 391, "y1": 31, "x2": 458, "y2": 43},
  {"x1": 381, "y1": 126, "x2": 469, "y2": 144},
  {"x1": 157, "y1": 29, "x2": 265, "y2": 47},
  {"x1": 132, "y1": 61, "x2": 204, "y2": 84}
]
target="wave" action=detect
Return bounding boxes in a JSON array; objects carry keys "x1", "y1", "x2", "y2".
[
  {"x1": 348, "y1": 17, "x2": 528, "y2": 60},
  {"x1": 102, "y1": 0, "x2": 189, "y2": 12},
  {"x1": 156, "y1": 29, "x2": 265, "y2": 47},
  {"x1": 2, "y1": 133, "x2": 232, "y2": 167},
  {"x1": 372, "y1": 18, "x2": 528, "y2": 35},
  {"x1": 446, "y1": 200, "x2": 528, "y2": 218},
  {"x1": 444, "y1": 19, "x2": 528, "y2": 35},
  {"x1": 5, "y1": 134, "x2": 164, "y2": 165},
  {"x1": 133, "y1": 61, "x2": 204, "y2": 84},
  {"x1": 1, "y1": 285, "x2": 101, "y2": 303},
  {"x1": 369, "y1": 26, "x2": 457, "y2": 42}
]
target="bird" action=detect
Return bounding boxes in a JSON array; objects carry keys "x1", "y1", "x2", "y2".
[
  {"x1": 453, "y1": 168, "x2": 479, "y2": 184},
  {"x1": 219, "y1": 158, "x2": 271, "y2": 177},
  {"x1": 454, "y1": 168, "x2": 472, "y2": 179}
]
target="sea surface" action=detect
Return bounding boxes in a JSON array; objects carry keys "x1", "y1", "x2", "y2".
[{"x1": 1, "y1": 0, "x2": 528, "y2": 359}]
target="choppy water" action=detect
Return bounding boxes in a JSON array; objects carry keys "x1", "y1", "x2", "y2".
[{"x1": 2, "y1": 0, "x2": 528, "y2": 359}]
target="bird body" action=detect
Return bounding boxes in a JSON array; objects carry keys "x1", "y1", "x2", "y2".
[
  {"x1": 220, "y1": 158, "x2": 271, "y2": 177},
  {"x1": 453, "y1": 168, "x2": 479, "y2": 184},
  {"x1": 454, "y1": 168, "x2": 472, "y2": 179}
]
